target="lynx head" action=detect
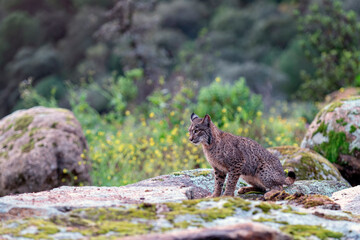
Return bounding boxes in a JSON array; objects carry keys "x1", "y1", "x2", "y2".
[{"x1": 188, "y1": 113, "x2": 212, "y2": 145}]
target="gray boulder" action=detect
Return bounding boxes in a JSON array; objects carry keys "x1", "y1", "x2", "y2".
[
  {"x1": 268, "y1": 146, "x2": 350, "y2": 186},
  {"x1": 331, "y1": 185, "x2": 360, "y2": 215},
  {"x1": 0, "y1": 106, "x2": 91, "y2": 196},
  {"x1": 301, "y1": 97, "x2": 360, "y2": 186}
]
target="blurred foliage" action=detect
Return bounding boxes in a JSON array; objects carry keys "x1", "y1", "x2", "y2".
[
  {"x1": 196, "y1": 78, "x2": 263, "y2": 126},
  {"x1": 0, "y1": 11, "x2": 42, "y2": 66},
  {"x1": 296, "y1": 0, "x2": 360, "y2": 100},
  {"x1": 2, "y1": 0, "x2": 359, "y2": 185},
  {"x1": 18, "y1": 71, "x2": 306, "y2": 185}
]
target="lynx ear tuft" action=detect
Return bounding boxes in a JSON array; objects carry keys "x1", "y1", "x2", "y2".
[
  {"x1": 203, "y1": 114, "x2": 211, "y2": 126},
  {"x1": 190, "y1": 113, "x2": 199, "y2": 121}
]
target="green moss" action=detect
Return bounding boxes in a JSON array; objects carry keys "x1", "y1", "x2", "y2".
[
  {"x1": 314, "y1": 130, "x2": 349, "y2": 163},
  {"x1": 326, "y1": 101, "x2": 343, "y2": 113},
  {"x1": 71, "y1": 205, "x2": 157, "y2": 222},
  {"x1": 172, "y1": 172, "x2": 183, "y2": 176},
  {"x1": 281, "y1": 206, "x2": 307, "y2": 215},
  {"x1": 0, "y1": 151, "x2": 9, "y2": 158},
  {"x1": 14, "y1": 115, "x2": 34, "y2": 131},
  {"x1": 280, "y1": 225, "x2": 343, "y2": 240},
  {"x1": 0, "y1": 219, "x2": 60, "y2": 239},
  {"x1": 165, "y1": 198, "x2": 236, "y2": 222},
  {"x1": 90, "y1": 221, "x2": 150, "y2": 236},
  {"x1": 151, "y1": 178, "x2": 164, "y2": 181},
  {"x1": 254, "y1": 217, "x2": 288, "y2": 225},
  {"x1": 21, "y1": 139, "x2": 35, "y2": 153},
  {"x1": 173, "y1": 221, "x2": 191, "y2": 229},
  {"x1": 312, "y1": 122, "x2": 328, "y2": 137},
  {"x1": 335, "y1": 118, "x2": 347, "y2": 126},
  {"x1": 3, "y1": 124, "x2": 13, "y2": 133},
  {"x1": 51, "y1": 206, "x2": 156, "y2": 237},
  {"x1": 342, "y1": 96, "x2": 360, "y2": 101},
  {"x1": 255, "y1": 202, "x2": 281, "y2": 213},
  {"x1": 223, "y1": 197, "x2": 252, "y2": 211},
  {"x1": 29, "y1": 127, "x2": 39, "y2": 137},
  {"x1": 350, "y1": 125, "x2": 357, "y2": 133},
  {"x1": 192, "y1": 170, "x2": 212, "y2": 177},
  {"x1": 37, "y1": 136, "x2": 45, "y2": 142},
  {"x1": 4, "y1": 132, "x2": 25, "y2": 144}
]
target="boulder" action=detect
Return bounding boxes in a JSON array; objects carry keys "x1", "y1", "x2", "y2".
[
  {"x1": 331, "y1": 185, "x2": 360, "y2": 215},
  {"x1": 268, "y1": 146, "x2": 350, "y2": 186},
  {"x1": 301, "y1": 97, "x2": 360, "y2": 186},
  {"x1": 0, "y1": 106, "x2": 91, "y2": 196},
  {"x1": 321, "y1": 87, "x2": 360, "y2": 108}
]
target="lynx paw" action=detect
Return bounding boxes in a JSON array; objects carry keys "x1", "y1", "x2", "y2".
[{"x1": 206, "y1": 193, "x2": 221, "y2": 198}]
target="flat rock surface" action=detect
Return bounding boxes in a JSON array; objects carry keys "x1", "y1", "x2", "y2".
[
  {"x1": 331, "y1": 185, "x2": 360, "y2": 215},
  {"x1": 0, "y1": 169, "x2": 350, "y2": 219},
  {"x1": 0, "y1": 169, "x2": 358, "y2": 239}
]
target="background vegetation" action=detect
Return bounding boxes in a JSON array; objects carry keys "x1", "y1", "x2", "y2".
[{"x1": 1, "y1": 0, "x2": 359, "y2": 185}]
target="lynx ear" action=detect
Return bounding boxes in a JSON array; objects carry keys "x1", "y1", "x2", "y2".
[
  {"x1": 203, "y1": 114, "x2": 211, "y2": 126},
  {"x1": 190, "y1": 113, "x2": 199, "y2": 122}
]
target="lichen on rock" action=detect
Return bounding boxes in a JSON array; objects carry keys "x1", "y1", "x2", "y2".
[
  {"x1": 0, "y1": 106, "x2": 91, "y2": 196},
  {"x1": 301, "y1": 97, "x2": 360, "y2": 186},
  {"x1": 268, "y1": 146, "x2": 349, "y2": 186}
]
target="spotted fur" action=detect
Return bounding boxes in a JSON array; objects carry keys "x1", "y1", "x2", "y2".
[{"x1": 188, "y1": 113, "x2": 295, "y2": 198}]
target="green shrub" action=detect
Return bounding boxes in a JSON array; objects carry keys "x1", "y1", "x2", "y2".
[
  {"x1": 210, "y1": 7, "x2": 253, "y2": 36},
  {"x1": 296, "y1": 0, "x2": 360, "y2": 100},
  {"x1": 157, "y1": 0, "x2": 208, "y2": 38},
  {"x1": 276, "y1": 38, "x2": 315, "y2": 95},
  {"x1": 35, "y1": 75, "x2": 66, "y2": 100},
  {"x1": 0, "y1": 11, "x2": 42, "y2": 66},
  {"x1": 196, "y1": 77, "x2": 263, "y2": 126}
]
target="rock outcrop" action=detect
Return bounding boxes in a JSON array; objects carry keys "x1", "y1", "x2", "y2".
[
  {"x1": 268, "y1": 146, "x2": 350, "y2": 185},
  {"x1": 0, "y1": 169, "x2": 357, "y2": 239},
  {"x1": 301, "y1": 97, "x2": 360, "y2": 185},
  {"x1": 331, "y1": 185, "x2": 360, "y2": 215},
  {"x1": 0, "y1": 107, "x2": 91, "y2": 196}
]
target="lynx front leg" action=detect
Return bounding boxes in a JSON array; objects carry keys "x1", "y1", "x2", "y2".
[
  {"x1": 210, "y1": 169, "x2": 226, "y2": 197},
  {"x1": 223, "y1": 171, "x2": 241, "y2": 196}
]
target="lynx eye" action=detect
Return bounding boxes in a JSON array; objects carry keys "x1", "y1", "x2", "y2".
[{"x1": 193, "y1": 129, "x2": 199, "y2": 133}]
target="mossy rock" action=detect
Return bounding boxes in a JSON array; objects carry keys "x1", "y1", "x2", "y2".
[
  {"x1": 0, "y1": 195, "x2": 357, "y2": 239},
  {"x1": 320, "y1": 87, "x2": 360, "y2": 109},
  {"x1": 0, "y1": 106, "x2": 91, "y2": 196},
  {"x1": 268, "y1": 146, "x2": 350, "y2": 186},
  {"x1": 301, "y1": 97, "x2": 360, "y2": 186}
]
